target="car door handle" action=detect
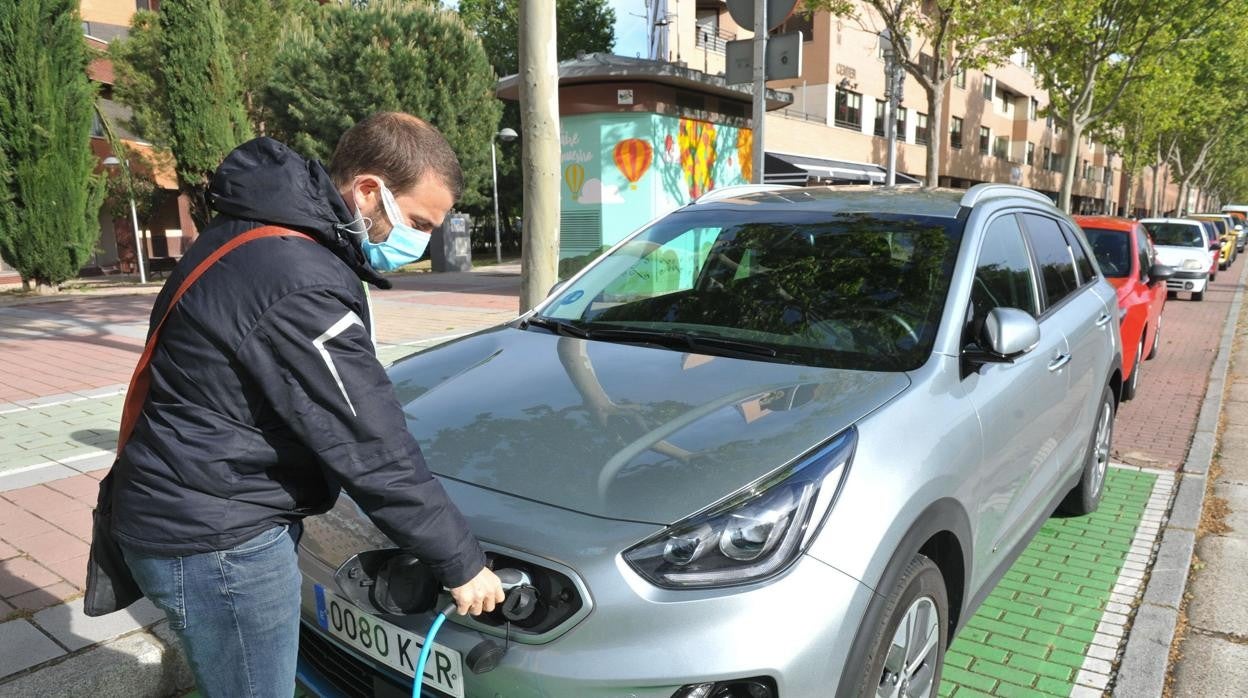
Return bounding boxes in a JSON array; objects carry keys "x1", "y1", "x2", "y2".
[
  {"x1": 1048, "y1": 354, "x2": 1072, "y2": 371},
  {"x1": 1095, "y1": 313, "x2": 1112, "y2": 327}
]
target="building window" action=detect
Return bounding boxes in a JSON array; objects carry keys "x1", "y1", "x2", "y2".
[
  {"x1": 983, "y1": 75, "x2": 994, "y2": 100},
  {"x1": 999, "y1": 90, "x2": 1012, "y2": 114},
  {"x1": 994, "y1": 136, "x2": 1009, "y2": 159},
  {"x1": 90, "y1": 111, "x2": 105, "y2": 138},
  {"x1": 136, "y1": 0, "x2": 151, "y2": 9},
  {"x1": 979, "y1": 126, "x2": 991, "y2": 155},
  {"x1": 1046, "y1": 114, "x2": 1054, "y2": 130},
  {"x1": 951, "y1": 116, "x2": 964, "y2": 149},
  {"x1": 954, "y1": 67, "x2": 966, "y2": 89},
  {"x1": 874, "y1": 101, "x2": 887, "y2": 137},
  {"x1": 835, "y1": 88, "x2": 862, "y2": 130},
  {"x1": 916, "y1": 112, "x2": 929, "y2": 145},
  {"x1": 1026, "y1": 142, "x2": 1035, "y2": 165},
  {"x1": 1043, "y1": 146, "x2": 1051, "y2": 170},
  {"x1": 896, "y1": 107, "x2": 908, "y2": 142},
  {"x1": 919, "y1": 53, "x2": 935, "y2": 77},
  {"x1": 1029, "y1": 97, "x2": 1038, "y2": 121}
]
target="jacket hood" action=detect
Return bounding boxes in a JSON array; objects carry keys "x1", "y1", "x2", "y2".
[{"x1": 208, "y1": 137, "x2": 390, "y2": 288}]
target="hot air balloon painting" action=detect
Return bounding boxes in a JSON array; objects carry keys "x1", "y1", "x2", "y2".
[
  {"x1": 564, "y1": 163, "x2": 585, "y2": 201},
  {"x1": 737, "y1": 128, "x2": 754, "y2": 182},
  {"x1": 661, "y1": 133, "x2": 677, "y2": 164},
  {"x1": 679, "y1": 118, "x2": 717, "y2": 199},
  {"x1": 613, "y1": 138, "x2": 653, "y2": 190}
]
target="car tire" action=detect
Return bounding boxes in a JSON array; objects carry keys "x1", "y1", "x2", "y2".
[
  {"x1": 1059, "y1": 384, "x2": 1114, "y2": 516},
  {"x1": 1121, "y1": 337, "x2": 1143, "y2": 401},
  {"x1": 1167, "y1": 291, "x2": 1177, "y2": 300},
  {"x1": 1146, "y1": 319, "x2": 1161, "y2": 360},
  {"x1": 1193, "y1": 290, "x2": 1205, "y2": 301},
  {"x1": 852, "y1": 554, "x2": 948, "y2": 698},
  {"x1": 1211, "y1": 271, "x2": 1218, "y2": 281}
]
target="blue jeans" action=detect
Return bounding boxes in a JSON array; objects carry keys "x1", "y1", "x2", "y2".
[{"x1": 122, "y1": 524, "x2": 303, "y2": 698}]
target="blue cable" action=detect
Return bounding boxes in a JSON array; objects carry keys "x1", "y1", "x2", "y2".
[{"x1": 413, "y1": 602, "x2": 457, "y2": 698}]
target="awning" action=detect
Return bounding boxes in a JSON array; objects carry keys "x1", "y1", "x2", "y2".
[{"x1": 764, "y1": 151, "x2": 920, "y2": 185}]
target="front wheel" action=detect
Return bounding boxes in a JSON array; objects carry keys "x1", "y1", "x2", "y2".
[
  {"x1": 854, "y1": 555, "x2": 948, "y2": 698},
  {"x1": 1060, "y1": 384, "x2": 1114, "y2": 515},
  {"x1": 1193, "y1": 290, "x2": 1205, "y2": 301}
]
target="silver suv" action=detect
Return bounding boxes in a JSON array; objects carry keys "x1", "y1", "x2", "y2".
[{"x1": 295, "y1": 184, "x2": 1123, "y2": 698}]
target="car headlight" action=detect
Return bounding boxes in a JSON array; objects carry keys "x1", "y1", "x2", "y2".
[
  {"x1": 1181, "y1": 258, "x2": 1204, "y2": 270},
  {"x1": 623, "y1": 428, "x2": 856, "y2": 589}
]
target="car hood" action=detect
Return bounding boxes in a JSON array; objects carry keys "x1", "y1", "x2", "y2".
[
  {"x1": 1152, "y1": 245, "x2": 1208, "y2": 267},
  {"x1": 390, "y1": 327, "x2": 910, "y2": 525}
]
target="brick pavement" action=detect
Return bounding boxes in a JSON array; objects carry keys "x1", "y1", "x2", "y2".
[{"x1": 1113, "y1": 253, "x2": 1243, "y2": 469}]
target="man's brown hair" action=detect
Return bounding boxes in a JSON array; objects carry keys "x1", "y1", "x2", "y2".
[{"x1": 328, "y1": 112, "x2": 464, "y2": 200}]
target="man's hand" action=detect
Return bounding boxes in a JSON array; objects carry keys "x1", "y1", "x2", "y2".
[{"x1": 448, "y1": 567, "x2": 506, "y2": 616}]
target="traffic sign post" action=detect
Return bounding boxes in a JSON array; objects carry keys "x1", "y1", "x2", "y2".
[{"x1": 723, "y1": 0, "x2": 800, "y2": 184}]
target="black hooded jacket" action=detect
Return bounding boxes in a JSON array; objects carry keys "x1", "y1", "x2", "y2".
[{"x1": 110, "y1": 138, "x2": 486, "y2": 587}]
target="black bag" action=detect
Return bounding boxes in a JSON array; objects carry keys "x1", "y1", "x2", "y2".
[
  {"x1": 83, "y1": 469, "x2": 142, "y2": 616},
  {"x1": 82, "y1": 225, "x2": 315, "y2": 617}
]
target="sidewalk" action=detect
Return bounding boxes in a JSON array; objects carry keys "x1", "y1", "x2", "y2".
[{"x1": 0, "y1": 265, "x2": 521, "y2": 696}]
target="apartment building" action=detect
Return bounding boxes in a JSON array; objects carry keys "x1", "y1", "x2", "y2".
[{"x1": 658, "y1": 0, "x2": 1185, "y2": 214}]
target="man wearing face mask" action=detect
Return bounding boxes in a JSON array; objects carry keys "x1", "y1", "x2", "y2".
[{"x1": 106, "y1": 113, "x2": 504, "y2": 697}]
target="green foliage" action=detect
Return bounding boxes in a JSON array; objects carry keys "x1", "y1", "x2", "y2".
[
  {"x1": 457, "y1": 0, "x2": 615, "y2": 239},
  {"x1": 264, "y1": 0, "x2": 504, "y2": 209},
  {"x1": 0, "y1": 0, "x2": 107, "y2": 287},
  {"x1": 159, "y1": 0, "x2": 252, "y2": 195}
]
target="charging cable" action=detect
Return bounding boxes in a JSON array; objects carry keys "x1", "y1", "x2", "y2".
[{"x1": 412, "y1": 601, "x2": 457, "y2": 698}]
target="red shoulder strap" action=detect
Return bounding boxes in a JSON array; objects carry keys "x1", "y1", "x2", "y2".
[{"x1": 116, "y1": 226, "x2": 316, "y2": 455}]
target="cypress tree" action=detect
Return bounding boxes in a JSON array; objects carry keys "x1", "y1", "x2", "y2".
[
  {"x1": 0, "y1": 0, "x2": 107, "y2": 290},
  {"x1": 158, "y1": 0, "x2": 251, "y2": 228}
]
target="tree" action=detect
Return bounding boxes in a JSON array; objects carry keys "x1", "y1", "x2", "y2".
[
  {"x1": 458, "y1": 0, "x2": 615, "y2": 250},
  {"x1": 811, "y1": 1, "x2": 1024, "y2": 188},
  {"x1": 1021, "y1": 0, "x2": 1231, "y2": 212},
  {"x1": 263, "y1": 0, "x2": 503, "y2": 210},
  {"x1": 159, "y1": 0, "x2": 252, "y2": 227},
  {"x1": 0, "y1": 0, "x2": 107, "y2": 290}
]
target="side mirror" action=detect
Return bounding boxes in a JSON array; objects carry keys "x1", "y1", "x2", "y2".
[
  {"x1": 1148, "y1": 263, "x2": 1175, "y2": 285},
  {"x1": 964, "y1": 307, "x2": 1040, "y2": 367},
  {"x1": 1211, "y1": 240, "x2": 1222, "y2": 250}
]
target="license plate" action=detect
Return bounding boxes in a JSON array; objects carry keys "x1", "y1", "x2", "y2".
[{"x1": 313, "y1": 584, "x2": 464, "y2": 698}]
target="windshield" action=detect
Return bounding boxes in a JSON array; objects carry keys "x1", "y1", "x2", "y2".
[
  {"x1": 1143, "y1": 222, "x2": 1204, "y2": 247},
  {"x1": 1192, "y1": 217, "x2": 1227, "y2": 235},
  {"x1": 537, "y1": 209, "x2": 964, "y2": 371},
  {"x1": 1082, "y1": 228, "x2": 1130, "y2": 278}
]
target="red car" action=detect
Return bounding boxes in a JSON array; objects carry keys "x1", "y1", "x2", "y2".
[{"x1": 1075, "y1": 216, "x2": 1173, "y2": 401}]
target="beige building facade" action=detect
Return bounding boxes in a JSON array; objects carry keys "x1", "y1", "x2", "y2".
[{"x1": 659, "y1": 0, "x2": 1188, "y2": 214}]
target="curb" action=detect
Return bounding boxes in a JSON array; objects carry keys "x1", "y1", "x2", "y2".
[
  {"x1": 0, "y1": 620, "x2": 192, "y2": 697},
  {"x1": 1112, "y1": 259, "x2": 1248, "y2": 696}
]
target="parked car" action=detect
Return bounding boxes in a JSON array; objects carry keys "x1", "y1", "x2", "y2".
[
  {"x1": 1221, "y1": 205, "x2": 1248, "y2": 249},
  {"x1": 1075, "y1": 216, "x2": 1172, "y2": 401},
  {"x1": 1193, "y1": 220, "x2": 1223, "y2": 279},
  {"x1": 295, "y1": 184, "x2": 1123, "y2": 698},
  {"x1": 1188, "y1": 214, "x2": 1237, "y2": 267},
  {"x1": 1141, "y1": 218, "x2": 1218, "y2": 301}
]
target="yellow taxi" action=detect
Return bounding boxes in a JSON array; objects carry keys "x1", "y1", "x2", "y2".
[{"x1": 1189, "y1": 214, "x2": 1237, "y2": 269}]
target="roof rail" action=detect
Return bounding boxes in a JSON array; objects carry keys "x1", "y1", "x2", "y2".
[
  {"x1": 693, "y1": 184, "x2": 798, "y2": 204},
  {"x1": 959, "y1": 183, "x2": 1055, "y2": 209}
]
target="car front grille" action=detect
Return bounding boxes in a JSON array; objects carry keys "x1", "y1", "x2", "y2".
[{"x1": 300, "y1": 623, "x2": 375, "y2": 698}]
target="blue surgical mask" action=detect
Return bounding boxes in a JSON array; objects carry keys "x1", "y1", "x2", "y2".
[{"x1": 358, "y1": 182, "x2": 432, "y2": 272}]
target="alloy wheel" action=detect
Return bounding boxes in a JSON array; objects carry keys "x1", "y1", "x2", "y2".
[
  {"x1": 1090, "y1": 399, "x2": 1112, "y2": 497},
  {"x1": 876, "y1": 596, "x2": 940, "y2": 698}
]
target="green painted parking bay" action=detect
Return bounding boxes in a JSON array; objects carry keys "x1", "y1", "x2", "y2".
[{"x1": 939, "y1": 467, "x2": 1158, "y2": 697}]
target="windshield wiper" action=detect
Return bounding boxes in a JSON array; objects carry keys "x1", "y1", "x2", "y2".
[
  {"x1": 519, "y1": 315, "x2": 591, "y2": 338},
  {"x1": 585, "y1": 327, "x2": 781, "y2": 359}
]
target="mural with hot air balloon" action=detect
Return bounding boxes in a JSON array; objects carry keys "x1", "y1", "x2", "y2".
[
  {"x1": 555, "y1": 113, "x2": 750, "y2": 260},
  {"x1": 563, "y1": 163, "x2": 585, "y2": 201},
  {"x1": 612, "y1": 138, "x2": 653, "y2": 190}
]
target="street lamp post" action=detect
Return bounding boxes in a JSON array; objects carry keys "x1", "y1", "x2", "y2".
[
  {"x1": 879, "y1": 29, "x2": 902, "y2": 187},
  {"x1": 102, "y1": 155, "x2": 146, "y2": 284},
  {"x1": 491, "y1": 128, "x2": 519, "y2": 265}
]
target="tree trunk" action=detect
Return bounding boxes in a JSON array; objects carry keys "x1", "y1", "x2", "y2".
[
  {"x1": 1059, "y1": 120, "x2": 1083, "y2": 213},
  {"x1": 1122, "y1": 170, "x2": 1136, "y2": 217},
  {"x1": 923, "y1": 79, "x2": 944, "y2": 188}
]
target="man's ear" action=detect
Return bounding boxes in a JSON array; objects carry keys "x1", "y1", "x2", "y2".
[{"x1": 353, "y1": 175, "x2": 381, "y2": 208}]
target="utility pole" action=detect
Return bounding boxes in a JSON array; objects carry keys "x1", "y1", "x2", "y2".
[
  {"x1": 518, "y1": 0, "x2": 560, "y2": 312},
  {"x1": 750, "y1": 0, "x2": 766, "y2": 184}
]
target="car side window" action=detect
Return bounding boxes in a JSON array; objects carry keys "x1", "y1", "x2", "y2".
[
  {"x1": 971, "y1": 215, "x2": 1038, "y2": 330},
  {"x1": 1061, "y1": 223, "x2": 1096, "y2": 284},
  {"x1": 1020, "y1": 213, "x2": 1079, "y2": 310},
  {"x1": 1135, "y1": 229, "x2": 1152, "y2": 282}
]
